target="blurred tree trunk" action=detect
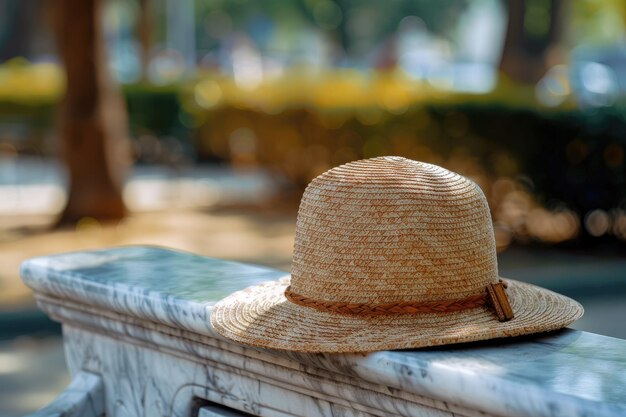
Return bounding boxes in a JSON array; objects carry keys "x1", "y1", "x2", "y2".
[
  {"x1": 0, "y1": 0, "x2": 33, "y2": 61},
  {"x1": 499, "y1": 0, "x2": 563, "y2": 84},
  {"x1": 54, "y1": 0, "x2": 131, "y2": 225},
  {"x1": 137, "y1": 0, "x2": 151, "y2": 80}
]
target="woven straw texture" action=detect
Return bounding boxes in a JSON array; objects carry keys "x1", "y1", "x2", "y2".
[{"x1": 211, "y1": 156, "x2": 583, "y2": 353}]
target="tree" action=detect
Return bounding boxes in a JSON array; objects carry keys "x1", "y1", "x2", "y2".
[
  {"x1": 54, "y1": 0, "x2": 131, "y2": 225},
  {"x1": 499, "y1": 0, "x2": 563, "y2": 84},
  {"x1": 137, "y1": 0, "x2": 153, "y2": 81}
]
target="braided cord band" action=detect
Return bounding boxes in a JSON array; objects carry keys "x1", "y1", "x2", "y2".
[
  {"x1": 284, "y1": 280, "x2": 514, "y2": 321},
  {"x1": 285, "y1": 287, "x2": 487, "y2": 316}
]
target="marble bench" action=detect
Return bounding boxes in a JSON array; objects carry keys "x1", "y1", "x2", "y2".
[{"x1": 19, "y1": 246, "x2": 626, "y2": 417}]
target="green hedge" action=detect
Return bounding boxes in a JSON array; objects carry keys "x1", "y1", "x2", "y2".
[{"x1": 2, "y1": 85, "x2": 625, "y2": 244}]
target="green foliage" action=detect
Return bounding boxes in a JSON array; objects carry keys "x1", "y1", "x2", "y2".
[{"x1": 2, "y1": 79, "x2": 625, "y2": 243}]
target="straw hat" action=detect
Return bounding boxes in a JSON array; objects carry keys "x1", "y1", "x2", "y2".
[{"x1": 211, "y1": 156, "x2": 583, "y2": 353}]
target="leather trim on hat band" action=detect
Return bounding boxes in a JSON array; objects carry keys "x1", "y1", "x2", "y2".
[{"x1": 284, "y1": 280, "x2": 514, "y2": 321}]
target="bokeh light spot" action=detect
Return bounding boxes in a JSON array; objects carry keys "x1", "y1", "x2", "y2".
[{"x1": 585, "y1": 209, "x2": 610, "y2": 237}]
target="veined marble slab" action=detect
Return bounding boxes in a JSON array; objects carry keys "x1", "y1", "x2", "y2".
[
  {"x1": 21, "y1": 246, "x2": 284, "y2": 336},
  {"x1": 21, "y1": 246, "x2": 626, "y2": 417}
]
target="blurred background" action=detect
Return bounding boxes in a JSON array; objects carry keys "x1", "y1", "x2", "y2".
[{"x1": 1, "y1": 0, "x2": 626, "y2": 414}]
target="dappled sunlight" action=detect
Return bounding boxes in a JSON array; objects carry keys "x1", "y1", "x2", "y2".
[
  {"x1": 0, "y1": 159, "x2": 278, "y2": 216},
  {"x1": 0, "y1": 209, "x2": 295, "y2": 309},
  {"x1": 0, "y1": 351, "x2": 27, "y2": 375}
]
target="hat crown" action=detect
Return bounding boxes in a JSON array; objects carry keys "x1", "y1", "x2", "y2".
[{"x1": 291, "y1": 156, "x2": 498, "y2": 304}]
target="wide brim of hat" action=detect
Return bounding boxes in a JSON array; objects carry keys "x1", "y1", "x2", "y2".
[{"x1": 210, "y1": 276, "x2": 584, "y2": 353}]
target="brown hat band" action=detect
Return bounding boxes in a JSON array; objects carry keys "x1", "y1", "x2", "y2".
[{"x1": 284, "y1": 281, "x2": 514, "y2": 321}]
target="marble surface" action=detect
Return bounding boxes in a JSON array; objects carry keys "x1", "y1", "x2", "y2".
[
  {"x1": 21, "y1": 246, "x2": 626, "y2": 417},
  {"x1": 55, "y1": 319, "x2": 464, "y2": 417},
  {"x1": 199, "y1": 405, "x2": 251, "y2": 416},
  {"x1": 21, "y1": 246, "x2": 284, "y2": 336}
]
